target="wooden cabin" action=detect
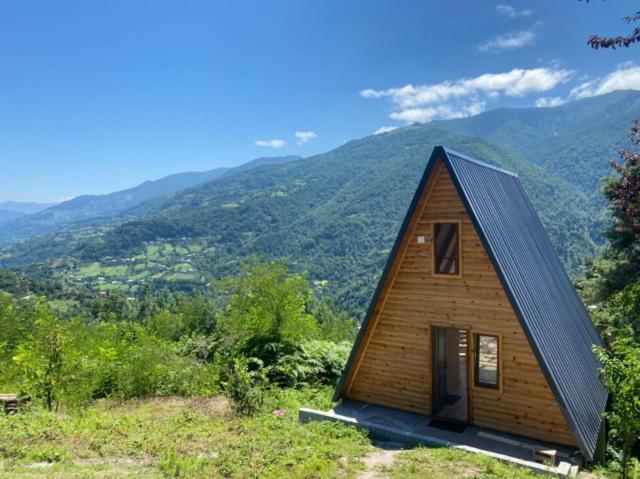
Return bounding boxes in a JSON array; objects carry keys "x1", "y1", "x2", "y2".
[{"x1": 334, "y1": 146, "x2": 608, "y2": 462}]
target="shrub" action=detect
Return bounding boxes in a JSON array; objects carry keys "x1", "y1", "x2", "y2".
[
  {"x1": 594, "y1": 338, "x2": 640, "y2": 479},
  {"x1": 12, "y1": 299, "x2": 73, "y2": 411},
  {"x1": 218, "y1": 259, "x2": 319, "y2": 346},
  {"x1": 225, "y1": 357, "x2": 267, "y2": 416},
  {"x1": 266, "y1": 340, "x2": 351, "y2": 387}
]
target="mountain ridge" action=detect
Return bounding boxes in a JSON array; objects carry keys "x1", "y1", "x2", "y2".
[
  {"x1": 0, "y1": 155, "x2": 302, "y2": 246},
  {"x1": 1, "y1": 90, "x2": 637, "y2": 316}
]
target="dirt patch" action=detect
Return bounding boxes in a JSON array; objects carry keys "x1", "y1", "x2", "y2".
[
  {"x1": 95, "y1": 395, "x2": 229, "y2": 417},
  {"x1": 357, "y1": 442, "x2": 404, "y2": 479}
]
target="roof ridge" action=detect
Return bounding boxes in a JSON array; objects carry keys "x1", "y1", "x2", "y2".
[{"x1": 441, "y1": 146, "x2": 518, "y2": 177}]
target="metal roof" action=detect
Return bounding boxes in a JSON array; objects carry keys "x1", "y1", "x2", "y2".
[{"x1": 334, "y1": 145, "x2": 607, "y2": 460}]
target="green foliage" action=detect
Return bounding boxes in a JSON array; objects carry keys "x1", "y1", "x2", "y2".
[
  {"x1": 580, "y1": 248, "x2": 634, "y2": 303},
  {"x1": 311, "y1": 297, "x2": 357, "y2": 342},
  {"x1": 580, "y1": 120, "x2": 640, "y2": 303},
  {"x1": 11, "y1": 299, "x2": 71, "y2": 411},
  {"x1": 382, "y1": 446, "x2": 554, "y2": 479},
  {"x1": 224, "y1": 357, "x2": 268, "y2": 416},
  {"x1": 158, "y1": 449, "x2": 212, "y2": 478},
  {"x1": 603, "y1": 120, "x2": 640, "y2": 262},
  {"x1": 0, "y1": 156, "x2": 301, "y2": 248},
  {"x1": 0, "y1": 258, "x2": 354, "y2": 410},
  {"x1": 0, "y1": 267, "x2": 63, "y2": 298},
  {"x1": 267, "y1": 340, "x2": 351, "y2": 387},
  {"x1": 594, "y1": 338, "x2": 640, "y2": 479},
  {"x1": 219, "y1": 258, "x2": 318, "y2": 344},
  {"x1": 591, "y1": 282, "x2": 640, "y2": 342},
  {"x1": 0, "y1": 388, "x2": 372, "y2": 478},
  {"x1": 7, "y1": 93, "x2": 640, "y2": 318}
]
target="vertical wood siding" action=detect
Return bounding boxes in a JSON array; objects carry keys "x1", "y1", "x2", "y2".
[{"x1": 344, "y1": 158, "x2": 577, "y2": 447}]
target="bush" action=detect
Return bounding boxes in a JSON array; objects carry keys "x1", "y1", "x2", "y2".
[
  {"x1": 218, "y1": 259, "x2": 319, "y2": 345},
  {"x1": 594, "y1": 338, "x2": 640, "y2": 479},
  {"x1": 266, "y1": 340, "x2": 351, "y2": 387},
  {"x1": 11, "y1": 299, "x2": 73, "y2": 411},
  {"x1": 225, "y1": 357, "x2": 267, "y2": 416},
  {"x1": 592, "y1": 282, "x2": 640, "y2": 342}
]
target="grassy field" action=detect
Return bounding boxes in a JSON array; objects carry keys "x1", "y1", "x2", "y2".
[{"x1": 0, "y1": 388, "x2": 578, "y2": 479}]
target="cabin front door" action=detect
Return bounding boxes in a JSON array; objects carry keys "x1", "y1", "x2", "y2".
[{"x1": 432, "y1": 327, "x2": 469, "y2": 424}]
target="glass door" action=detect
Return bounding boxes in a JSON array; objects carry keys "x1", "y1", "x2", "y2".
[{"x1": 432, "y1": 327, "x2": 468, "y2": 423}]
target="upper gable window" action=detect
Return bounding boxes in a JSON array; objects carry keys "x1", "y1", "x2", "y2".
[{"x1": 433, "y1": 222, "x2": 460, "y2": 275}]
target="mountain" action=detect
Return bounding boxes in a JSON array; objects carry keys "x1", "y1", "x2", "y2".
[
  {"x1": 0, "y1": 267, "x2": 64, "y2": 298},
  {"x1": 0, "y1": 201, "x2": 57, "y2": 215},
  {"x1": 1, "y1": 91, "x2": 635, "y2": 317},
  {"x1": 0, "y1": 201, "x2": 57, "y2": 225},
  {"x1": 440, "y1": 90, "x2": 640, "y2": 197},
  {"x1": 0, "y1": 155, "x2": 302, "y2": 246},
  {"x1": 0, "y1": 210, "x2": 25, "y2": 224}
]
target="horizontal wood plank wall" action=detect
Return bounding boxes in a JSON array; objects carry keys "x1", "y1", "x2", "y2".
[{"x1": 344, "y1": 158, "x2": 577, "y2": 447}]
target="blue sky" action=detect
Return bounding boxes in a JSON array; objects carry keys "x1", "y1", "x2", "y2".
[{"x1": 1, "y1": 0, "x2": 638, "y2": 202}]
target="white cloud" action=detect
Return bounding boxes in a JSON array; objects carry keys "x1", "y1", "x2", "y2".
[
  {"x1": 361, "y1": 89, "x2": 385, "y2": 99},
  {"x1": 294, "y1": 131, "x2": 318, "y2": 145},
  {"x1": 360, "y1": 67, "x2": 572, "y2": 123},
  {"x1": 478, "y1": 30, "x2": 537, "y2": 53},
  {"x1": 361, "y1": 68, "x2": 572, "y2": 107},
  {"x1": 570, "y1": 63, "x2": 640, "y2": 100},
  {"x1": 255, "y1": 139, "x2": 286, "y2": 148},
  {"x1": 535, "y1": 96, "x2": 565, "y2": 107},
  {"x1": 374, "y1": 126, "x2": 399, "y2": 135},
  {"x1": 389, "y1": 108, "x2": 441, "y2": 123},
  {"x1": 496, "y1": 4, "x2": 532, "y2": 18},
  {"x1": 389, "y1": 102, "x2": 487, "y2": 123}
]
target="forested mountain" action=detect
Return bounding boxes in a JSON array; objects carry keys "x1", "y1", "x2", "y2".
[
  {"x1": 0, "y1": 91, "x2": 635, "y2": 317},
  {"x1": 0, "y1": 200, "x2": 57, "y2": 214},
  {"x1": 0, "y1": 155, "x2": 301, "y2": 246},
  {"x1": 0, "y1": 267, "x2": 63, "y2": 298},
  {"x1": 0, "y1": 201, "x2": 56, "y2": 225},
  {"x1": 0, "y1": 210, "x2": 24, "y2": 224},
  {"x1": 441, "y1": 90, "x2": 640, "y2": 196}
]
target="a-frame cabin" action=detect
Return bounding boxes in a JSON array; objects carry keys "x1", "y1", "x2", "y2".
[{"x1": 334, "y1": 146, "x2": 608, "y2": 461}]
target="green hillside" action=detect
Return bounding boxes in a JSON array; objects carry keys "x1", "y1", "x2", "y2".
[
  {"x1": 0, "y1": 155, "x2": 301, "y2": 246},
  {"x1": 0, "y1": 131, "x2": 596, "y2": 317},
  {"x1": 2, "y1": 92, "x2": 633, "y2": 317},
  {"x1": 441, "y1": 89, "x2": 640, "y2": 197}
]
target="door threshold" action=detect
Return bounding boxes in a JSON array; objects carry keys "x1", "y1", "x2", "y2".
[{"x1": 429, "y1": 418, "x2": 467, "y2": 433}]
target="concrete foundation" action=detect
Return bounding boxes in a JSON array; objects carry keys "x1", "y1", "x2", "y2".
[{"x1": 299, "y1": 399, "x2": 580, "y2": 477}]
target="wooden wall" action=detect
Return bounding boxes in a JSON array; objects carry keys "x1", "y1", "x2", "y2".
[{"x1": 342, "y1": 158, "x2": 577, "y2": 447}]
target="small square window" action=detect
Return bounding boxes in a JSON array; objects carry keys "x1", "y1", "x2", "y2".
[
  {"x1": 416, "y1": 235, "x2": 426, "y2": 244},
  {"x1": 433, "y1": 222, "x2": 460, "y2": 275},
  {"x1": 475, "y1": 334, "x2": 499, "y2": 388}
]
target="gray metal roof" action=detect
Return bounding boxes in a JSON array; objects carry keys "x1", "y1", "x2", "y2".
[
  {"x1": 441, "y1": 146, "x2": 607, "y2": 460},
  {"x1": 334, "y1": 145, "x2": 607, "y2": 460}
]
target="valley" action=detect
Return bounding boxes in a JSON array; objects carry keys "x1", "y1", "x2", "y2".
[{"x1": 2, "y1": 91, "x2": 639, "y2": 317}]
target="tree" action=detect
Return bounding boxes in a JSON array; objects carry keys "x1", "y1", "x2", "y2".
[
  {"x1": 218, "y1": 258, "x2": 318, "y2": 356},
  {"x1": 578, "y1": 1, "x2": 640, "y2": 299},
  {"x1": 594, "y1": 339, "x2": 640, "y2": 479},
  {"x1": 12, "y1": 298, "x2": 69, "y2": 411},
  {"x1": 592, "y1": 283, "x2": 640, "y2": 343},
  {"x1": 583, "y1": 3, "x2": 640, "y2": 49},
  {"x1": 604, "y1": 121, "x2": 640, "y2": 272}
]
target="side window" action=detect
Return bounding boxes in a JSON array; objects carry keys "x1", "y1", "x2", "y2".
[
  {"x1": 475, "y1": 334, "x2": 499, "y2": 388},
  {"x1": 433, "y1": 222, "x2": 460, "y2": 275}
]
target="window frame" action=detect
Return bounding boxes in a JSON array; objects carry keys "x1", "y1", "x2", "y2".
[
  {"x1": 474, "y1": 333, "x2": 500, "y2": 390},
  {"x1": 432, "y1": 220, "x2": 462, "y2": 278}
]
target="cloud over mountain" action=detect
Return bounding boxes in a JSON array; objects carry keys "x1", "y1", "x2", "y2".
[{"x1": 361, "y1": 67, "x2": 572, "y2": 123}]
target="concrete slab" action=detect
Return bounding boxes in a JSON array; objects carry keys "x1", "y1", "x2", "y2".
[{"x1": 299, "y1": 399, "x2": 580, "y2": 477}]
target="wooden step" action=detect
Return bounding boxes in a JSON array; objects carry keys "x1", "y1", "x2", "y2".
[{"x1": 0, "y1": 393, "x2": 31, "y2": 414}]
